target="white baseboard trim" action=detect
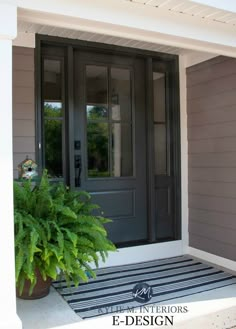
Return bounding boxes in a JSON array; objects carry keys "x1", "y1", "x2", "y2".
[
  {"x1": 188, "y1": 247, "x2": 236, "y2": 272},
  {"x1": 98, "y1": 240, "x2": 183, "y2": 268}
]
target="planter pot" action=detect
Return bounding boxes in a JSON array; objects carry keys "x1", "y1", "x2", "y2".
[{"x1": 16, "y1": 269, "x2": 52, "y2": 300}]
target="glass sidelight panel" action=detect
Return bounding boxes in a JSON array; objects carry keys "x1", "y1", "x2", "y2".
[
  {"x1": 153, "y1": 72, "x2": 166, "y2": 122},
  {"x1": 154, "y1": 124, "x2": 166, "y2": 176},
  {"x1": 43, "y1": 59, "x2": 64, "y2": 178},
  {"x1": 153, "y1": 72, "x2": 167, "y2": 175},
  {"x1": 86, "y1": 65, "x2": 134, "y2": 178}
]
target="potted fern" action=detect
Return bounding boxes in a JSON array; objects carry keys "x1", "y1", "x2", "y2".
[{"x1": 14, "y1": 170, "x2": 116, "y2": 299}]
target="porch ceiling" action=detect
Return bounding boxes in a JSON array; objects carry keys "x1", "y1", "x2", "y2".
[
  {"x1": 126, "y1": 0, "x2": 236, "y2": 26},
  {"x1": 16, "y1": 0, "x2": 236, "y2": 58},
  {"x1": 17, "y1": 20, "x2": 186, "y2": 55}
]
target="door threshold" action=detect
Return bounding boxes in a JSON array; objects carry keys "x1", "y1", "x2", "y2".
[{"x1": 98, "y1": 240, "x2": 183, "y2": 268}]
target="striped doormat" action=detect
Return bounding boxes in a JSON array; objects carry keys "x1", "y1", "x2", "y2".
[{"x1": 52, "y1": 255, "x2": 236, "y2": 319}]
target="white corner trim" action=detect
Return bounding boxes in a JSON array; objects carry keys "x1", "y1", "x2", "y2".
[
  {"x1": 188, "y1": 247, "x2": 236, "y2": 272},
  {"x1": 185, "y1": 51, "x2": 217, "y2": 67},
  {"x1": 98, "y1": 241, "x2": 183, "y2": 268},
  {"x1": 13, "y1": 31, "x2": 35, "y2": 48},
  {"x1": 0, "y1": 38, "x2": 22, "y2": 329},
  {"x1": 179, "y1": 54, "x2": 189, "y2": 254}
]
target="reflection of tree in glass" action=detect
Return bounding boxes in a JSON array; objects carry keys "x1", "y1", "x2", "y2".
[
  {"x1": 44, "y1": 102, "x2": 62, "y2": 117},
  {"x1": 87, "y1": 121, "x2": 109, "y2": 177},
  {"x1": 44, "y1": 103, "x2": 63, "y2": 178},
  {"x1": 87, "y1": 105, "x2": 107, "y2": 120}
]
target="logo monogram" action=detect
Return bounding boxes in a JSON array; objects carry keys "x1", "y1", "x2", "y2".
[{"x1": 132, "y1": 283, "x2": 153, "y2": 303}]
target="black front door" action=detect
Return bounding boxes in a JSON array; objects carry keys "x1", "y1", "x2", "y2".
[
  {"x1": 73, "y1": 50, "x2": 147, "y2": 245},
  {"x1": 40, "y1": 38, "x2": 181, "y2": 247}
]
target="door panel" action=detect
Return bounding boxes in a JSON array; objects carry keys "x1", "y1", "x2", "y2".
[{"x1": 74, "y1": 51, "x2": 147, "y2": 244}]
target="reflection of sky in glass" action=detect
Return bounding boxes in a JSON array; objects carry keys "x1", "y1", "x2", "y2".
[
  {"x1": 45, "y1": 102, "x2": 62, "y2": 110},
  {"x1": 86, "y1": 105, "x2": 108, "y2": 119},
  {"x1": 87, "y1": 105, "x2": 93, "y2": 115}
]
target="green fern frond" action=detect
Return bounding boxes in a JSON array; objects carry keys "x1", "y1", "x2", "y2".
[{"x1": 14, "y1": 170, "x2": 116, "y2": 295}]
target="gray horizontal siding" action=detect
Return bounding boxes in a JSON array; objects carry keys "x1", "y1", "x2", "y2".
[
  {"x1": 188, "y1": 106, "x2": 236, "y2": 127},
  {"x1": 189, "y1": 208, "x2": 236, "y2": 230},
  {"x1": 187, "y1": 89, "x2": 236, "y2": 113},
  {"x1": 189, "y1": 181, "x2": 236, "y2": 199},
  {"x1": 190, "y1": 234, "x2": 236, "y2": 262},
  {"x1": 189, "y1": 152, "x2": 236, "y2": 167},
  {"x1": 188, "y1": 121, "x2": 236, "y2": 140},
  {"x1": 189, "y1": 167, "x2": 236, "y2": 183},
  {"x1": 187, "y1": 73, "x2": 236, "y2": 100},
  {"x1": 189, "y1": 221, "x2": 236, "y2": 247},
  {"x1": 187, "y1": 56, "x2": 233, "y2": 86},
  {"x1": 189, "y1": 137, "x2": 236, "y2": 154},
  {"x1": 189, "y1": 194, "x2": 236, "y2": 214},
  {"x1": 187, "y1": 56, "x2": 236, "y2": 261},
  {"x1": 13, "y1": 46, "x2": 35, "y2": 179}
]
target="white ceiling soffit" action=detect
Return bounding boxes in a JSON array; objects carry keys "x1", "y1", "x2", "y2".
[
  {"x1": 127, "y1": 0, "x2": 236, "y2": 26},
  {"x1": 16, "y1": 0, "x2": 236, "y2": 58},
  {"x1": 17, "y1": 21, "x2": 186, "y2": 55},
  {"x1": 189, "y1": 0, "x2": 236, "y2": 14}
]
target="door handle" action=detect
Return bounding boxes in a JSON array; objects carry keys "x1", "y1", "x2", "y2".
[{"x1": 75, "y1": 155, "x2": 82, "y2": 187}]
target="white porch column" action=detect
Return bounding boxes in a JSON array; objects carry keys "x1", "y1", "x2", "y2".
[{"x1": 0, "y1": 1, "x2": 22, "y2": 328}]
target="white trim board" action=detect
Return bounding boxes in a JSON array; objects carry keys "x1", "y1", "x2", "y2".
[
  {"x1": 188, "y1": 247, "x2": 236, "y2": 273},
  {"x1": 184, "y1": 51, "x2": 217, "y2": 68},
  {"x1": 98, "y1": 240, "x2": 183, "y2": 268},
  {"x1": 179, "y1": 54, "x2": 189, "y2": 254}
]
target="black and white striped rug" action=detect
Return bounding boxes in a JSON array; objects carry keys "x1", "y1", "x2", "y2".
[{"x1": 52, "y1": 255, "x2": 236, "y2": 319}]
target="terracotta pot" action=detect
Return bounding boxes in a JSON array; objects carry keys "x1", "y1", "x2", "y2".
[{"x1": 16, "y1": 269, "x2": 52, "y2": 300}]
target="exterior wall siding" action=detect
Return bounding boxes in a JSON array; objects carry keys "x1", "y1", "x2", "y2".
[
  {"x1": 187, "y1": 56, "x2": 236, "y2": 261},
  {"x1": 13, "y1": 46, "x2": 35, "y2": 178}
]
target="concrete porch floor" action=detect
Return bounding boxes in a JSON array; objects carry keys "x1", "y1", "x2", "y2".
[{"x1": 17, "y1": 257, "x2": 236, "y2": 329}]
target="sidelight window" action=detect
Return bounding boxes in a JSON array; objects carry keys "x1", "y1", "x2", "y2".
[
  {"x1": 42, "y1": 58, "x2": 64, "y2": 179},
  {"x1": 153, "y1": 72, "x2": 168, "y2": 176}
]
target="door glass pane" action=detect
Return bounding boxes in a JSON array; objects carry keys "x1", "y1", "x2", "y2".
[
  {"x1": 43, "y1": 59, "x2": 64, "y2": 178},
  {"x1": 154, "y1": 124, "x2": 167, "y2": 175},
  {"x1": 111, "y1": 68, "x2": 132, "y2": 121},
  {"x1": 86, "y1": 66, "x2": 134, "y2": 178},
  {"x1": 44, "y1": 119, "x2": 63, "y2": 178},
  {"x1": 44, "y1": 59, "x2": 62, "y2": 102},
  {"x1": 112, "y1": 123, "x2": 133, "y2": 177},
  {"x1": 86, "y1": 65, "x2": 108, "y2": 119},
  {"x1": 87, "y1": 105, "x2": 107, "y2": 120},
  {"x1": 153, "y1": 72, "x2": 166, "y2": 122},
  {"x1": 153, "y1": 71, "x2": 167, "y2": 175},
  {"x1": 87, "y1": 122, "x2": 109, "y2": 177},
  {"x1": 44, "y1": 102, "x2": 62, "y2": 118}
]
